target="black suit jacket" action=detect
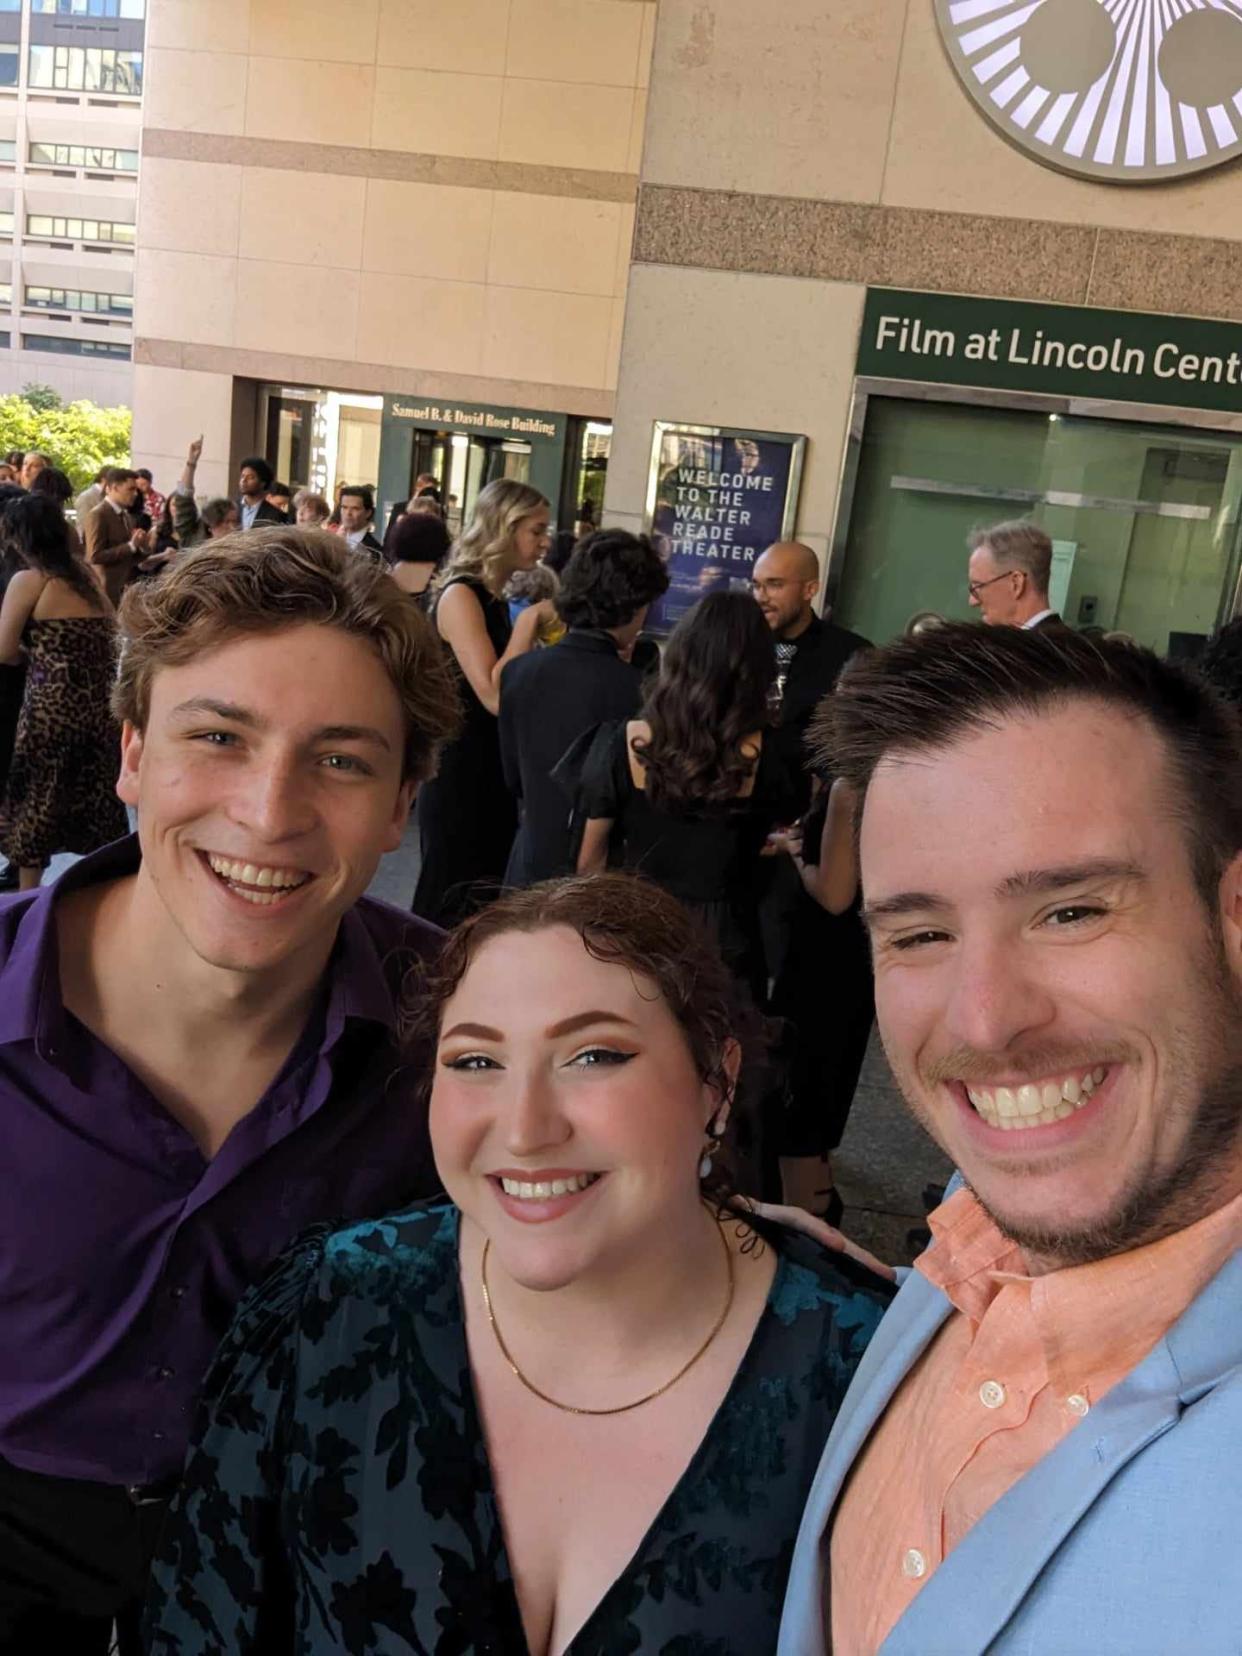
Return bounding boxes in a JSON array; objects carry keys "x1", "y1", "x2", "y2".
[
  {"x1": 499, "y1": 630, "x2": 644, "y2": 885},
  {"x1": 773, "y1": 614, "x2": 871, "y2": 812},
  {"x1": 1030, "y1": 611, "x2": 1069, "y2": 633},
  {"x1": 238, "y1": 499, "x2": 289, "y2": 528}
]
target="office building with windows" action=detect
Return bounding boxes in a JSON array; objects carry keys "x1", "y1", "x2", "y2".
[{"x1": 0, "y1": 0, "x2": 142, "y2": 405}]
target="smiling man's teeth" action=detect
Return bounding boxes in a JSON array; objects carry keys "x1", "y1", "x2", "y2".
[
  {"x1": 206, "y1": 854, "x2": 310, "y2": 901},
  {"x1": 499, "y1": 1173, "x2": 601, "y2": 1199},
  {"x1": 966, "y1": 1068, "x2": 1108, "y2": 1131}
]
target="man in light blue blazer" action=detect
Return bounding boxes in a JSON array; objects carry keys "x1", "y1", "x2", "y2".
[{"x1": 779, "y1": 622, "x2": 1242, "y2": 1656}]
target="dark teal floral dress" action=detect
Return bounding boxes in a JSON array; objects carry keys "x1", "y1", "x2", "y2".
[{"x1": 144, "y1": 1202, "x2": 890, "y2": 1655}]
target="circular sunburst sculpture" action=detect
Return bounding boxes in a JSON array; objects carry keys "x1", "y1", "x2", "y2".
[{"x1": 934, "y1": 0, "x2": 1242, "y2": 182}]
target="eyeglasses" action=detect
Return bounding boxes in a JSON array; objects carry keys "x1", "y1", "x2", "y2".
[
  {"x1": 967, "y1": 570, "x2": 1017, "y2": 600},
  {"x1": 751, "y1": 578, "x2": 797, "y2": 596}
]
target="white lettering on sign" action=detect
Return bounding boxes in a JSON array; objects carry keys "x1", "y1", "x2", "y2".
[
  {"x1": 390, "y1": 401, "x2": 559, "y2": 438},
  {"x1": 871, "y1": 313, "x2": 1242, "y2": 389}
]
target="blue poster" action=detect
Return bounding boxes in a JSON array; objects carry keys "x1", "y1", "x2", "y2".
[{"x1": 645, "y1": 429, "x2": 798, "y2": 635}]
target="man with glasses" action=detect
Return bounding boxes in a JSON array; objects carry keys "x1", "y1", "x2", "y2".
[{"x1": 967, "y1": 520, "x2": 1066, "y2": 630}]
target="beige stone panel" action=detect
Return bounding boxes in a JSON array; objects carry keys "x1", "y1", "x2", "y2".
[
  {"x1": 605, "y1": 293, "x2": 626, "y2": 389},
  {"x1": 134, "y1": 249, "x2": 238, "y2": 346},
  {"x1": 604, "y1": 263, "x2": 866, "y2": 551},
  {"x1": 362, "y1": 179, "x2": 494, "y2": 283},
  {"x1": 483, "y1": 285, "x2": 612, "y2": 387},
  {"x1": 372, "y1": 67, "x2": 504, "y2": 160},
  {"x1": 143, "y1": 48, "x2": 247, "y2": 136},
  {"x1": 499, "y1": 79, "x2": 633, "y2": 171},
  {"x1": 137, "y1": 156, "x2": 242, "y2": 258},
  {"x1": 146, "y1": 0, "x2": 252, "y2": 54},
  {"x1": 249, "y1": 0, "x2": 379, "y2": 63},
  {"x1": 883, "y1": 0, "x2": 1242, "y2": 238},
  {"x1": 637, "y1": 2, "x2": 656, "y2": 90},
  {"x1": 506, "y1": 0, "x2": 645, "y2": 87},
  {"x1": 376, "y1": 0, "x2": 511, "y2": 76},
  {"x1": 245, "y1": 59, "x2": 375, "y2": 147},
  {"x1": 356, "y1": 271, "x2": 487, "y2": 374},
  {"x1": 642, "y1": 0, "x2": 907, "y2": 202},
  {"x1": 239, "y1": 168, "x2": 366, "y2": 269},
  {"x1": 131, "y1": 358, "x2": 234, "y2": 499},
  {"x1": 234, "y1": 260, "x2": 360, "y2": 358},
  {"x1": 488, "y1": 192, "x2": 622, "y2": 296}
]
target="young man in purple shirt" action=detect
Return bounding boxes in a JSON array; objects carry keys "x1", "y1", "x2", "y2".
[{"x1": 0, "y1": 528, "x2": 459, "y2": 1652}]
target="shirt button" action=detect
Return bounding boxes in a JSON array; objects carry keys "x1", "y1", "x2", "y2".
[
  {"x1": 1066, "y1": 1393, "x2": 1090, "y2": 1417},
  {"x1": 157, "y1": 1366, "x2": 175, "y2": 1381},
  {"x1": 979, "y1": 1379, "x2": 1007, "y2": 1409},
  {"x1": 170, "y1": 1286, "x2": 187, "y2": 1300},
  {"x1": 902, "y1": 1548, "x2": 927, "y2": 1580}
]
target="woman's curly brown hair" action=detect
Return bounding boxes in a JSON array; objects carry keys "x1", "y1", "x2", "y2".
[{"x1": 632, "y1": 590, "x2": 776, "y2": 812}]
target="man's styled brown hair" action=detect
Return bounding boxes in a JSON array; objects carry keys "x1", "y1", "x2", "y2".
[
  {"x1": 812, "y1": 622, "x2": 1242, "y2": 905},
  {"x1": 968, "y1": 519, "x2": 1053, "y2": 596},
  {"x1": 114, "y1": 526, "x2": 460, "y2": 782}
]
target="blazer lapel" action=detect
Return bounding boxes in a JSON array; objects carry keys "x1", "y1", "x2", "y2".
[
  {"x1": 779, "y1": 1273, "x2": 952, "y2": 1651},
  {"x1": 881, "y1": 1340, "x2": 1184, "y2": 1654}
]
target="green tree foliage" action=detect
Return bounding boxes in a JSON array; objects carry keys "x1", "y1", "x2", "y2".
[
  {"x1": 20, "y1": 383, "x2": 64, "y2": 414},
  {"x1": 0, "y1": 392, "x2": 131, "y2": 490}
]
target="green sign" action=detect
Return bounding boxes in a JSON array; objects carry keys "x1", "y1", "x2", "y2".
[
  {"x1": 858, "y1": 289, "x2": 1242, "y2": 416},
  {"x1": 383, "y1": 395, "x2": 564, "y2": 443}
]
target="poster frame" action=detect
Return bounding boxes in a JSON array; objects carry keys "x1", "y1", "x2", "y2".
[{"x1": 640, "y1": 421, "x2": 807, "y2": 635}]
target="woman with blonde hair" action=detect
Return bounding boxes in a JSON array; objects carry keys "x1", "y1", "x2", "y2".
[{"x1": 412, "y1": 477, "x2": 552, "y2": 924}]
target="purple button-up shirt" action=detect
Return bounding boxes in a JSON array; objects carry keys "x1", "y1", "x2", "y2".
[{"x1": 0, "y1": 836, "x2": 442, "y2": 1487}]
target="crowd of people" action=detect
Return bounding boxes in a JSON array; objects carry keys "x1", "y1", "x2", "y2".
[{"x1": 0, "y1": 442, "x2": 1240, "y2": 1655}]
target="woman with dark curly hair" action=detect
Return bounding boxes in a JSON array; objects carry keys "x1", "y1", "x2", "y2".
[
  {"x1": 144, "y1": 874, "x2": 892, "y2": 1656},
  {"x1": 567, "y1": 590, "x2": 798, "y2": 995}
]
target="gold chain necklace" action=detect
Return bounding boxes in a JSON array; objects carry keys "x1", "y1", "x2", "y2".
[{"x1": 480, "y1": 1217, "x2": 735, "y2": 1417}]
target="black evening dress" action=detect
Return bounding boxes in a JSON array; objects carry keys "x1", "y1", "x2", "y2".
[
  {"x1": 144, "y1": 1201, "x2": 891, "y2": 1656},
  {"x1": 561, "y1": 720, "x2": 798, "y2": 997},
  {"x1": 412, "y1": 576, "x2": 516, "y2": 926}
]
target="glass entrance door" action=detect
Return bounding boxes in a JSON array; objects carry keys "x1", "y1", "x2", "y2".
[{"x1": 835, "y1": 396, "x2": 1242, "y2": 653}]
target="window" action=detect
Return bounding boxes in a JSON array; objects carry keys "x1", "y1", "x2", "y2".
[
  {"x1": 0, "y1": 284, "x2": 10, "y2": 305},
  {"x1": 25, "y1": 284, "x2": 132, "y2": 317},
  {"x1": 0, "y1": 47, "x2": 18, "y2": 89},
  {"x1": 0, "y1": 211, "x2": 13, "y2": 236},
  {"x1": 23, "y1": 334, "x2": 130, "y2": 359},
  {"x1": 28, "y1": 141, "x2": 139, "y2": 171},
  {"x1": 28, "y1": 46, "x2": 143, "y2": 95},
  {"x1": 0, "y1": 333, "x2": 9, "y2": 348},
  {"x1": 0, "y1": 142, "x2": 14, "y2": 164},
  {"x1": 32, "y1": 1, "x2": 145, "y2": 16},
  {"x1": 25, "y1": 212, "x2": 135, "y2": 244}
]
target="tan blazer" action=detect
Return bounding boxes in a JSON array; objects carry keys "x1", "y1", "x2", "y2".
[{"x1": 84, "y1": 498, "x2": 136, "y2": 607}]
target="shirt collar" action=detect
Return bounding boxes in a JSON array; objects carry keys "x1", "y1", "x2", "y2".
[
  {"x1": 1021, "y1": 608, "x2": 1057, "y2": 629},
  {"x1": 564, "y1": 628, "x2": 622, "y2": 656},
  {"x1": 919, "y1": 1184, "x2": 1242, "y2": 1398},
  {"x1": 0, "y1": 834, "x2": 400, "y2": 1048},
  {"x1": 0, "y1": 836, "x2": 142, "y2": 1046}
]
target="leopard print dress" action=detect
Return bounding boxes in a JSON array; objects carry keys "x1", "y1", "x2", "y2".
[{"x1": 0, "y1": 616, "x2": 128, "y2": 866}]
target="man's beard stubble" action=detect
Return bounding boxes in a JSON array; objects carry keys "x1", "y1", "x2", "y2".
[{"x1": 887, "y1": 945, "x2": 1242, "y2": 1270}]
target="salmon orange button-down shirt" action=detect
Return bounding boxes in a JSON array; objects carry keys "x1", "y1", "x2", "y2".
[{"x1": 830, "y1": 1185, "x2": 1242, "y2": 1655}]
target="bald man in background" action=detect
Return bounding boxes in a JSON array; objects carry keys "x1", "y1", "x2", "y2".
[
  {"x1": 752, "y1": 541, "x2": 873, "y2": 1218},
  {"x1": 752, "y1": 542, "x2": 869, "y2": 818}
]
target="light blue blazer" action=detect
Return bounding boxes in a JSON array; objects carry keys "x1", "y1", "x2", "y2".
[{"x1": 778, "y1": 1238, "x2": 1242, "y2": 1654}]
